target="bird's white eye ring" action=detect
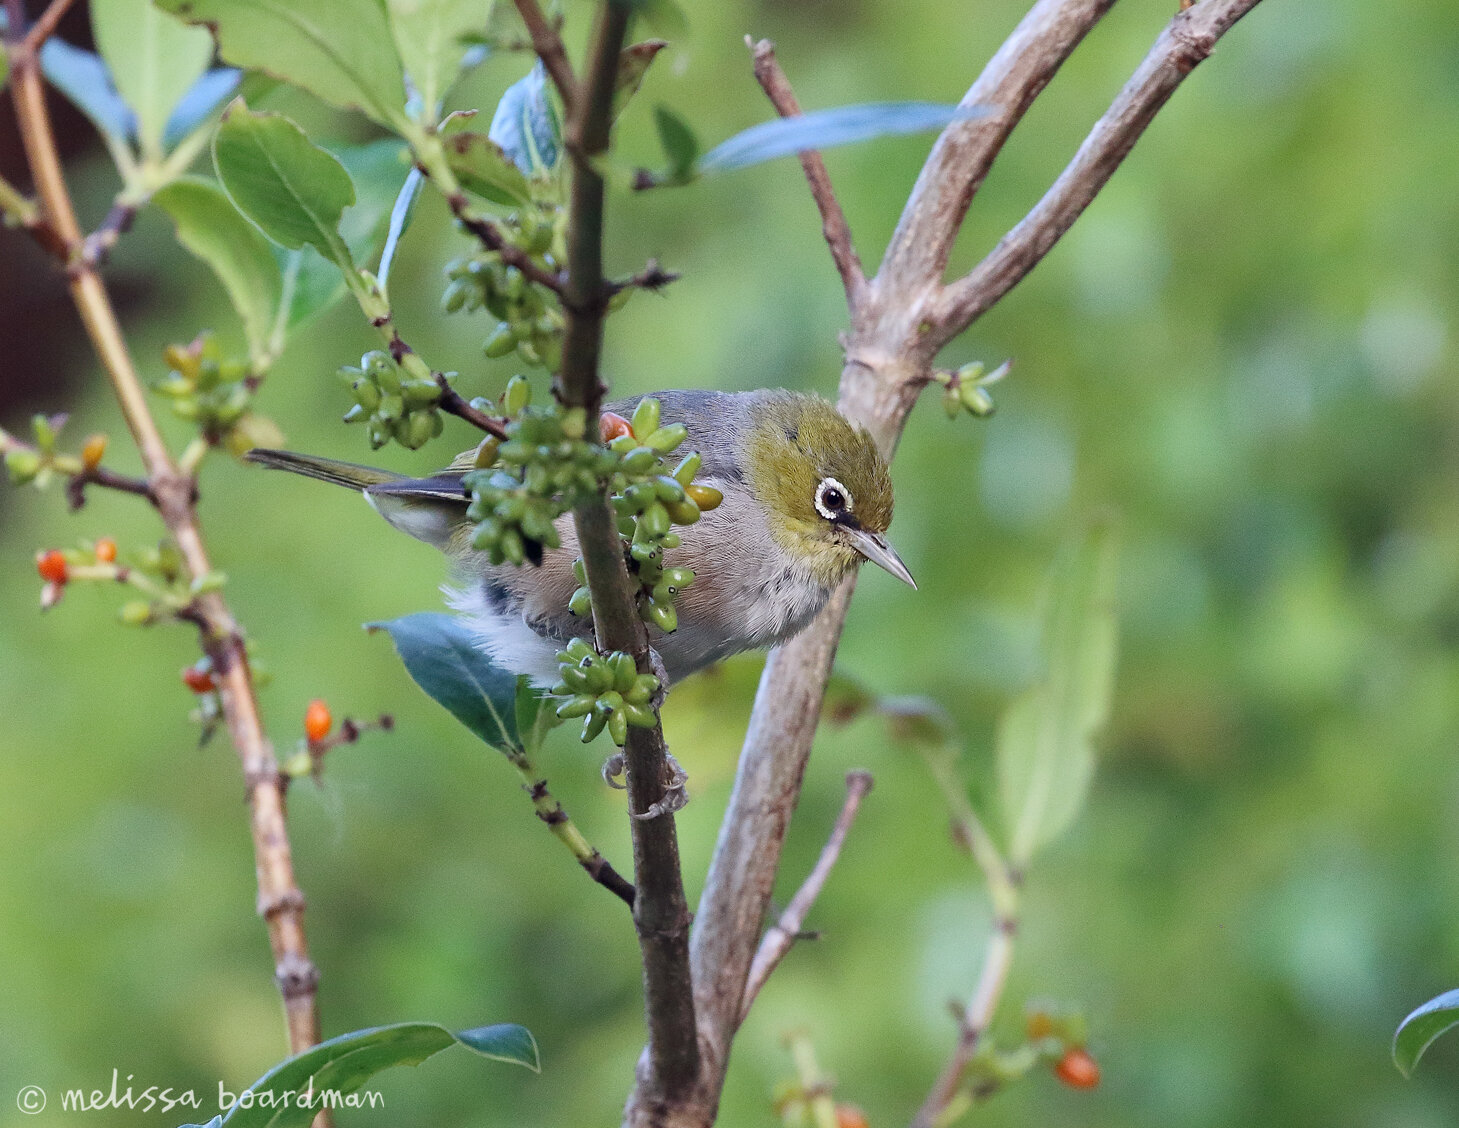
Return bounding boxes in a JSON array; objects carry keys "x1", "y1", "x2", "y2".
[{"x1": 815, "y1": 477, "x2": 853, "y2": 520}]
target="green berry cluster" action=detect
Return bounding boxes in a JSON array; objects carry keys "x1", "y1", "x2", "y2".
[
  {"x1": 149, "y1": 333, "x2": 278, "y2": 454},
  {"x1": 572, "y1": 397, "x2": 722, "y2": 634},
  {"x1": 937, "y1": 358, "x2": 1011, "y2": 418},
  {"x1": 338, "y1": 349, "x2": 446, "y2": 450},
  {"x1": 551, "y1": 638, "x2": 660, "y2": 745},
  {"x1": 463, "y1": 380, "x2": 608, "y2": 565},
  {"x1": 442, "y1": 206, "x2": 566, "y2": 372}
]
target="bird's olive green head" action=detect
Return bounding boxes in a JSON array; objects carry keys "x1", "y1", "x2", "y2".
[{"x1": 745, "y1": 394, "x2": 915, "y2": 589}]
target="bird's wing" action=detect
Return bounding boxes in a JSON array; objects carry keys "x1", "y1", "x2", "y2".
[{"x1": 606, "y1": 389, "x2": 753, "y2": 484}]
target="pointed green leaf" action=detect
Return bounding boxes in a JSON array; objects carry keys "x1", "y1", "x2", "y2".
[
  {"x1": 213, "y1": 104, "x2": 354, "y2": 268},
  {"x1": 613, "y1": 40, "x2": 666, "y2": 118},
  {"x1": 454, "y1": 1022, "x2": 541, "y2": 1070},
  {"x1": 154, "y1": 178, "x2": 283, "y2": 364},
  {"x1": 653, "y1": 104, "x2": 698, "y2": 181},
  {"x1": 157, "y1": 0, "x2": 409, "y2": 131},
  {"x1": 92, "y1": 0, "x2": 213, "y2": 159},
  {"x1": 387, "y1": 0, "x2": 486, "y2": 122},
  {"x1": 0, "y1": 40, "x2": 10, "y2": 91},
  {"x1": 697, "y1": 101, "x2": 990, "y2": 175},
  {"x1": 181, "y1": 1020, "x2": 537, "y2": 1127},
  {"x1": 997, "y1": 518, "x2": 1120, "y2": 865},
  {"x1": 488, "y1": 62, "x2": 561, "y2": 176},
  {"x1": 39, "y1": 39, "x2": 135, "y2": 144},
  {"x1": 443, "y1": 131, "x2": 532, "y2": 206},
  {"x1": 1394, "y1": 989, "x2": 1459, "y2": 1078},
  {"x1": 369, "y1": 612, "x2": 525, "y2": 752}
]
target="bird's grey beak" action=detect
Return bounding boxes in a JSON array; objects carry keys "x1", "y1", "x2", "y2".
[{"x1": 847, "y1": 527, "x2": 917, "y2": 589}]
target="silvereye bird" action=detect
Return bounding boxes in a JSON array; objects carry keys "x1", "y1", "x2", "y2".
[{"x1": 247, "y1": 389, "x2": 915, "y2": 685}]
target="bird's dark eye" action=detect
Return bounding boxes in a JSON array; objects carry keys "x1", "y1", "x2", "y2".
[{"x1": 815, "y1": 477, "x2": 853, "y2": 520}]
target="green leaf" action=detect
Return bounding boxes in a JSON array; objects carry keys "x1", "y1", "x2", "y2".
[
  {"x1": 387, "y1": 0, "x2": 486, "y2": 122},
  {"x1": 613, "y1": 40, "x2": 666, "y2": 118},
  {"x1": 370, "y1": 612, "x2": 528, "y2": 752},
  {"x1": 213, "y1": 104, "x2": 355, "y2": 267},
  {"x1": 0, "y1": 41, "x2": 9, "y2": 91},
  {"x1": 697, "y1": 101, "x2": 990, "y2": 175},
  {"x1": 91, "y1": 0, "x2": 213, "y2": 159},
  {"x1": 157, "y1": 0, "x2": 409, "y2": 131},
  {"x1": 653, "y1": 105, "x2": 698, "y2": 181},
  {"x1": 443, "y1": 131, "x2": 532, "y2": 206},
  {"x1": 1394, "y1": 989, "x2": 1459, "y2": 1077},
  {"x1": 488, "y1": 62, "x2": 561, "y2": 176},
  {"x1": 39, "y1": 39, "x2": 135, "y2": 144},
  {"x1": 154, "y1": 178, "x2": 283, "y2": 364},
  {"x1": 997, "y1": 517, "x2": 1120, "y2": 866},
  {"x1": 178, "y1": 1021, "x2": 537, "y2": 1127}
]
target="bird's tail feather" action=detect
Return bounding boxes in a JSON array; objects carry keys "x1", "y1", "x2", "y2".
[{"x1": 244, "y1": 449, "x2": 405, "y2": 491}]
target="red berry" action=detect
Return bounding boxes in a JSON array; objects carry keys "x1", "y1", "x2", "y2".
[
  {"x1": 94, "y1": 537, "x2": 117, "y2": 564},
  {"x1": 304, "y1": 699, "x2": 333, "y2": 743},
  {"x1": 1054, "y1": 1047, "x2": 1100, "y2": 1090},
  {"x1": 181, "y1": 666, "x2": 216, "y2": 693},
  {"x1": 599, "y1": 412, "x2": 632, "y2": 442},
  {"x1": 36, "y1": 550, "x2": 68, "y2": 584},
  {"x1": 835, "y1": 1105, "x2": 870, "y2": 1128}
]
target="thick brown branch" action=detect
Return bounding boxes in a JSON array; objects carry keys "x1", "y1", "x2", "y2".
[
  {"x1": 875, "y1": 0, "x2": 1115, "y2": 305},
  {"x1": 545, "y1": 3, "x2": 701, "y2": 1118},
  {"x1": 932, "y1": 0, "x2": 1265, "y2": 340},
  {"x1": 512, "y1": 0, "x2": 577, "y2": 114},
  {"x1": 746, "y1": 38, "x2": 867, "y2": 308},
  {"x1": 8, "y1": 35, "x2": 324, "y2": 1062},
  {"x1": 739, "y1": 770, "x2": 874, "y2": 1023}
]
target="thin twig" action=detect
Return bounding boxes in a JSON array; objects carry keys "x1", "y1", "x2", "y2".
[
  {"x1": 931, "y1": 0, "x2": 1266, "y2": 341},
  {"x1": 434, "y1": 375, "x2": 510, "y2": 439},
  {"x1": 512, "y1": 0, "x2": 577, "y2": 115},
  {"x1": 65, "y1": 464, "x2": 159, "y2": 510},
  {"x1": 607, "y1": 258, "x2": 679, "y2": 295},
  {"x1": 740, "y1": 771, "x2": 874, "y2": 1024},
  {"x1": 746, "y1": 38, "x2": 867, "y2": 308},
  {"x1": 81, "y1": 200, "x2": 139, "y2": 269},
  {"x1": 20, "y1": 0, "x2": 77, "y2": 53},
  {"x1": 8, "y1": 36, "x2": 326, "y2": 1062},
  {"x1": 442, "y1": 192, "x2": 566, "y2": 293}
]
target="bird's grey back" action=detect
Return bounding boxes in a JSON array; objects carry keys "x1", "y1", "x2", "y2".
[{"x1": 606, "y1": 388, "x2": 775, "y2": 485}]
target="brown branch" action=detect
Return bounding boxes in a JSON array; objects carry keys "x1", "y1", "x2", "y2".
[
  {"x1": 931, "y1": 0, "x2": 1266, "y2": 341},
  {"x1": 739, "y1": 770, "x2": 874, "y2": 1024},
  {"x1": 443, "y1": 192, "x2": 567, "y2": 293},
  {"x1": 607, "y1": 258, "x2": 679, "y2": 295},
  {"x1": 875, "y1": 0, "x2": 1117, "y2": 305},
  {"x1": 512, "y1": 0, "x2": 578, "y2": 115},
  {"x1": 20, "y1": 0, "x2": 77, "y2": 52},
  {"x1": 8, "y1": 36, "x2": 326, "y2": 1062},
  {"x1": 434, "y1": 375, "x2": 510, "y2": 439},
  {"x1": 746, "y1": 38, "x2": 867, "y2": 307},
  {"x1": 691, "y1": 0, "x2": 1267, "y2": 1113},
  {"x1": 542, "y1": 4, "x2": 701, "y2": 1119},
  {"x1": 65, "y1": 463, "x2": 160, "y2": 510}
]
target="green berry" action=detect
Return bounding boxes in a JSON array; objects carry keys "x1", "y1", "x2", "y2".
[
  {"x1": 607, "y1": 708, "x2": 628, "y2": 746},
  {"x1": 644, "y1": 423, "x2": 688, "y2": 453},
  {"x1": 631, "y1": 397, "x2": 661, "y2": 438},
  {"x1": 483, "y1": 324, "x2": 516, "y2": 358}
]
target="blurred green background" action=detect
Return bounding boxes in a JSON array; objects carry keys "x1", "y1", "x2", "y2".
[{"x1": 5, "y1": 0, "x2": 1459, "y2": 1125}]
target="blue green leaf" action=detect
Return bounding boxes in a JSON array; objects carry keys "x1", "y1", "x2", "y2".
[
  {"x1": 1394, "y1": 988, "x2": 1459, "y2": 1078},
  {"x1": 369, "y1": 612, "x2": 526, "y2": 751},
  {"x1": 698, "y1": 101, "x2": 991, "y2": 175},
  {"x1": 39, "y1": 39, "x2": 135, "y2": 144},
  {"x1": 488, "y1": 62, "x2": 561, "y2": 176},
  {"x1": 163, "y1": 68, "x2": 243, "y2": 149},
  {"x1": 378, "y1": 166, "x2": 424, "y2": 289},
  {"x1": 175, "y1": 1020, "x2": 538, "y2": 1127}
]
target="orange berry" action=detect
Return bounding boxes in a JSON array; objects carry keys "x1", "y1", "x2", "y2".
[
  {"x1": 1054, "y1": 1047, "x2": 1100, "y2": 1090},
  {"x1": 685, "y1": 483, "x2": 723, "y2": 511},
  {"x1": 599, "y1": 412, "x2": 632, "y2": 442},
  {"x1": 181, "y1": 666, "x2": 216, "y2": 694},
  {"x1": 36, "y1": 549, "x2": 68, "y2": 584},
  {"x1": 835, "y1": 1104, "x2": 870, "y2": 1128},
  {"x1": 304, "y1": 699, "x2": 333, "y2": 743},
  {"x1": 81, "y1": 433, "x2": 107, "y2": 470},
  {"x1": 94, "y1": 537, "x2": 117, "y2": 564}
]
